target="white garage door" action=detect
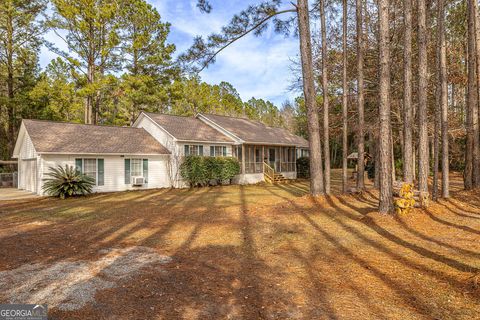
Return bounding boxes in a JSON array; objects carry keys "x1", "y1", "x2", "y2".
[{"x1": 22, "y1": 159, "x2": 37, "y2": 193}]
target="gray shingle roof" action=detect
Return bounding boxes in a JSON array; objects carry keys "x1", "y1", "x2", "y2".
[
  {"x1": 23, "y1": 119, "x2": 170, "y2": 155},
  {"x1": 200, "y1": 113, "x2": 309, "y2": 148},
  {"x1": 143, "y1": 113, "x2": 234, "y2": 143}
]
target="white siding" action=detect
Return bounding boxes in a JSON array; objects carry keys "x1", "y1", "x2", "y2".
[
  {"x1": 39, "y1": 154, "x2": 170, "y2": 195},
  {"x1": 17, "y1": 132, "x2": 39, "y2": 192},
  {"x1": 135, "y1": 115, "x2": 177, "y2": 153}
]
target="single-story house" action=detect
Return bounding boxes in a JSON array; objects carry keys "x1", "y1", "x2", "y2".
[
  {"x1": 13, "y1": 120, "x2": 171, "y2": 194},
  {"x1": 13, "y1": 112, "x2": 310, "y2": 195}
]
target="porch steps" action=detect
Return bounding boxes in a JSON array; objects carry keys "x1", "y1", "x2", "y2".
[
  {"x1": 274, "y1": 173, "x2": 286, "y2": 183},
  {"x1": 265, "y1": 173, "x2": 287, "y2": 184}
]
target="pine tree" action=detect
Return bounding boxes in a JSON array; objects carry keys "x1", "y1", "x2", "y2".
[
  {"x1": 417, "y1": 0, "x2": 430, "y2": 199},
  {"x1": 119, "y1": 0, "x2": 177, "y2": 124},
  {"x1": 342, "y1": 0, "x2": 349, "y2": 193},
  {"x1": 0, "y1": 0, "x2": 46, "y2": 159},
  {"x1": 402, "y1": 0, "x2": 413, "y2": 184},
  {"x1": 48, "y1": 0, "x2": 121, "y2": 124},
  {"x1": 378, "y1": 0, "x2": 393, "y2": 213}
]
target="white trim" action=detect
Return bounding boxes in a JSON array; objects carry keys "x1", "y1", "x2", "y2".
[
  {"x1": 37, "y1": 152, "x2": 170, "y2": 156},
  {"x1": 13, "y1": 123, "x2": 38, "y2": 158},
  {"x1": 239, "y1": 142, "x2": 309, "y2": 147},
  {"x1": 175, "y1": 139, "x2": 235, "y2": 144}
]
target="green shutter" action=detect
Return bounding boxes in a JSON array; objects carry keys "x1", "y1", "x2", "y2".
[
  {"x1": 184, "y1": 145, "x2": 189, "y2": 156},
  {"x1": 97, "y1": 159, "x2": 104, "y2": 186},
  {"x1": 75, "y1": 158, "x2": 83, "y2": 173},
  {"x1": 223, "y1": 146, "x2": 227, "y2": 156},
  {"x1": 210, "y1": 146, "x2": 214, "y2": 157},
  {"x1": 143, "y1": 159, "x2": 148, "y2": 183},
  {"x1": 125, "y1": 159, "x2": 131, "y2": 184},
  {"x1": 199, "y1": 145, "x2": 204, "y2": 156}
]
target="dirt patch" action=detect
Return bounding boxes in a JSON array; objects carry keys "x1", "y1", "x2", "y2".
[{"x1": 0, "y1": 246, "x2": 171, "y2": 311}]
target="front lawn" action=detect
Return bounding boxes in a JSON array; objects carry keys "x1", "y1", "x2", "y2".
[{"x1": 0, "y1": 173, "x2": 479, "y2": 319}]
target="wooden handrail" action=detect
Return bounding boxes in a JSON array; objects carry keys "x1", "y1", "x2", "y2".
[{"x1": 263, "y1": 162, "x2": 275, "y2": 181}]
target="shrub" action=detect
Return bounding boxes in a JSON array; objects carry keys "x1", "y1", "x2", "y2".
[
  {"x1": 180, "y1": 156, "x2": 240, "y2": 187},
  {"x1": 204, "y1": 156, "x2": 222, "y2": 185},
  {"x1": 180, "y1": 156, "x2": 208, "y2": 187},
  {"x1": 221, "y1": 157, "x2": 240, "y2": 183},
  {"x1": 296, "y1": 157, "x2": 310, "y2": 178},
  {"x1": 42, "y1": 165, "x2": 95, "y2": 199},
  {"x1": 366, "y1": 161, "x2": 375, "y2": 179}
]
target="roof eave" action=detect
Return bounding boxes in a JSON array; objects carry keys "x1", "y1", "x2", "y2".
[{"x1": 37, "y1": 152, "x2": 171, "y2": 156}]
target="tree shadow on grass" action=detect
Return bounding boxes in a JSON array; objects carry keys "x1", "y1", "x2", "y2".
[{"x1": 333, "y1": 196, "x2": 480, "y2": 274}]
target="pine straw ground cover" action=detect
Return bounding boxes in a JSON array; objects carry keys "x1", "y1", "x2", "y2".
[{"x1": 0, "y1": 170, "x2": 479, "y2": 319}]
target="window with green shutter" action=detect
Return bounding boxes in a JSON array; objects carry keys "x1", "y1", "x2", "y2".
[
  {"x1": 184, "y1": 145, "x2": 189, "y2": 156},
  {"x1": 75, "y1": 159, "x2": 83, "y2": 173},
  {"x1": 199, "y1": 145, "x2": 203, "y2": 156},
  {"x1": 124, "y1": 159, "x2": 131, "y2": 184},
  {"x1": 143, "y1": 159, "x2": 148, "y2": 183},
  {"x1": 97, "y1": 159, "x2": 104, "y2": 186},
  {"x1": 223, "y1": 146, "x2": 227, "y2": 156},
  {"x1": 210, "y1": 146, "x2": 214, "y2": 157}
]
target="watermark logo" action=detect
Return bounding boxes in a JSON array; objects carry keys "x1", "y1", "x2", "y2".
[{"x1": 0, "y1": 304, "x2": 47, "y2": 320}]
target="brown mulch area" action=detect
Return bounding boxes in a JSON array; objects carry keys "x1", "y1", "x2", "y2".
[{"x1": 0, "y1": 171, "x2": 479, "y2": 319}]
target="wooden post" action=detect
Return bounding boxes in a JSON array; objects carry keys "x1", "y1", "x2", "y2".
[
  {"x1": 241, "y1": 144, "x2": 245, "y2": 174},
  {"x1": 262, "y1": 146, "x2": 265, "y2": 172}
]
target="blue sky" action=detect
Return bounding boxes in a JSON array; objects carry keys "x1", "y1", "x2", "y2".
[{"x1": 39, "y1": 0, "x2": 301, "y2": 106}]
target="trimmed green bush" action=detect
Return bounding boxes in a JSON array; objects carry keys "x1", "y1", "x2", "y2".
[
  {"x1": 296, "y1": 157, "x2": 310, "y2": 178},
  {"x1": 42, "y1": 165, "x2": 95, "y2": 199},
  {"x1": 180, "y1": 155, "x2": 208, "y2": 187},
  {"x1": 180, "y1": 156, "x2": 240, "y2": 187},
  {"x1": 204, "y1": 156, "x2": 222, "y2": 185},
  {"x1": 221, "y1": 157, "x2": 241, "y2": 183}
]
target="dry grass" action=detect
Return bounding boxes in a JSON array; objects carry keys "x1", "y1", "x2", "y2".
[{"x1": 0, "y1": 170, "x2": 479, "y2": 319}]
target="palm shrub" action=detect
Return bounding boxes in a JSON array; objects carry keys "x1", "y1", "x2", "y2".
[{"x1": 42, "y1": 165, "x2": 95, "y2": 199}]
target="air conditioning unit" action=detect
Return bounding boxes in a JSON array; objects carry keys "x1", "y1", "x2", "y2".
[{"x1": 132, "y1": 176, "x2": 145, "y2": 186}]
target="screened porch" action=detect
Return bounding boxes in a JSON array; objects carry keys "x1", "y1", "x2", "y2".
[{"x1": 233, "y1": 145, "x2": 297, "y2": 174}]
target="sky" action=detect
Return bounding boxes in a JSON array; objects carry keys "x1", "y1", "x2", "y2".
[{"x1": 39, "y1": 0, "x2": 301, "y2": 106}]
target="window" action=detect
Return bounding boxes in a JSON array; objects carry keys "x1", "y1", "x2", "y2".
[
  {"x1": 184, "y1": 145, "x2": 203, "y2": 156},
  {"x1": 210, "y1": 146, "x2": 227, "y2": 157},
  {"x1": 131, "y1": 159, "x2": 142, "y2": 176},
  {"x1": 75, "y1": 158, "x2": 104, "y2": 186},
  {"x1": 124, "y1": 158, "x2": 149, "y2": 184}
]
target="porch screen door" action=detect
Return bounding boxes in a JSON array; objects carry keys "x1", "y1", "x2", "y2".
[{"x1": 269, "y1": 148, "x2": 275, "y2": 169}]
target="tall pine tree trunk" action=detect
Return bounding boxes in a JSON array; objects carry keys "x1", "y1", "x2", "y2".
[
  {"x1": 320, "y1": 0, "x2": 330, "y2": 194},
  {"x1": 342, "y1": 0, "x2": 349, "y2": 193},
  {"x1": 297, "y1": 0, "x2": 325, "y2": 196},
  {"x1": 465, "y1": 0, "x2": 477, "y2": 190},
  {"x1": 5, "y1": 2, "x2": 16, "y2": 157},
  {"x1": 378, "y1": 0, "x2": 393, "y2": 213},
  {"x1": 403, "y1": 0, "x2": 413, "y2": 184},
  {"x1": 417, "y1": 0, "x2": 429, "y2": 199},
  {"x1": 473, "y1": 0, "x2": 480, "y2": 187},
  {"x1": 356, "y1": 0, "x2": 365, "y2": 190},
  {"x1": 438, "y1": 0, "x2": 449, "y2": 198}
]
